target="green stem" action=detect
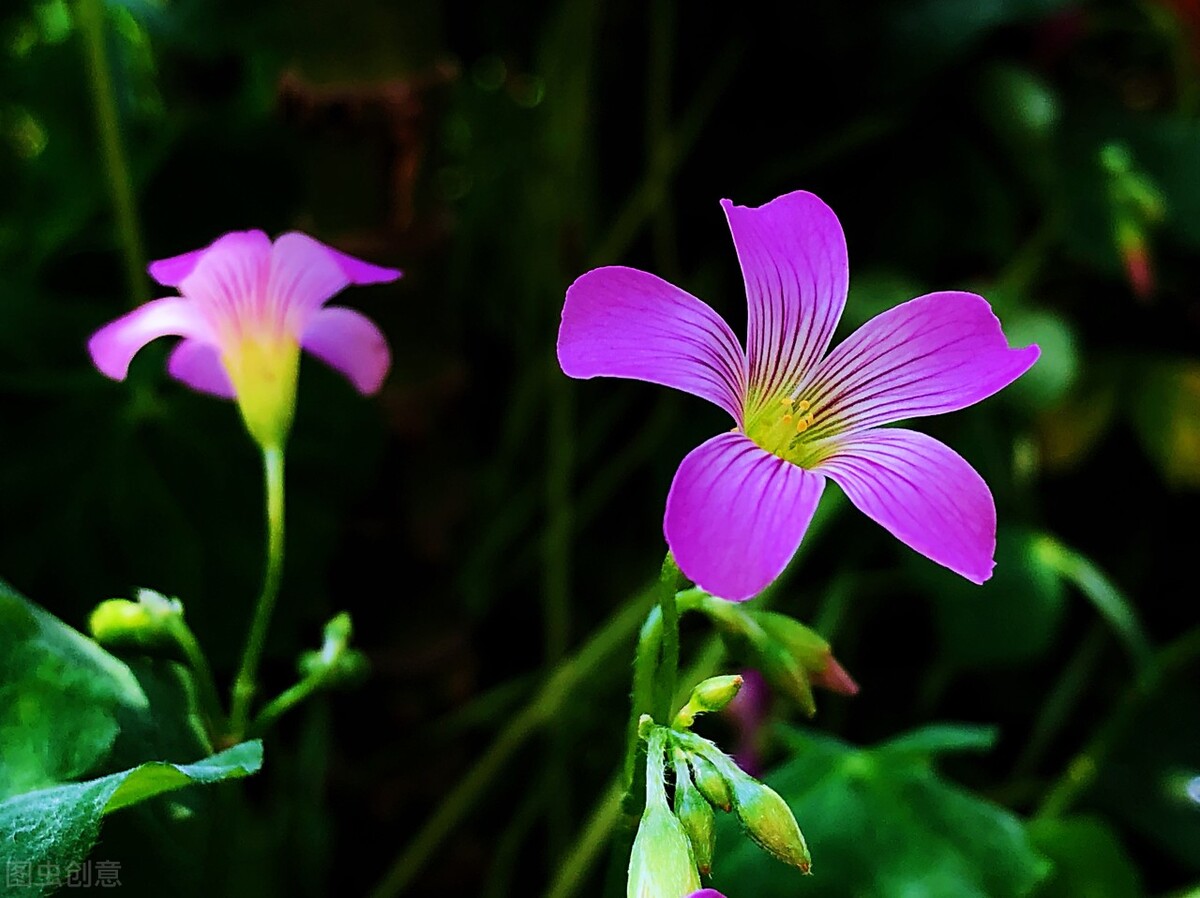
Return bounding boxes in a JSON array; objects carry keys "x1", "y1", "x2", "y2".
[
  {"x1": 543, "y1": 363, "x2": 575, "y2": 865},
  {"x1": 543, "y1": 776, "x2": 624, "y2": 898},
  {"x1": 367, "y1": 581, "x2": 657, "y2": 898},
  {"x1": 654, "y1": 554, "x2": 683, "y2": 722},
  {"x1": 1011, "y1": 622, "x2": 1107, "y2": 780},
  {"x1": 229, "y1": 445, "x2": 286, "y2": 739},
  {"x1": 623, "y1": 605, "x2": 663, "y2": 792},
  {"x1": 1036, "y1": 625, "x2": 1200, "y2": 819},
  {"x1": 77, "y1": 0, "x2": 150, "y2": 309},
  {"x1": 168, "y1": 619, "x2": 225, "y2": 747},
  {"x1": 247, "y1": 673, "x2": 324, "y2": 738}
]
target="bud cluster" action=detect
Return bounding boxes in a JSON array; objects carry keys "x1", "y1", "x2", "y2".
[{"x1": 628, "y1": 715, "x2": 812, "y2": 898}]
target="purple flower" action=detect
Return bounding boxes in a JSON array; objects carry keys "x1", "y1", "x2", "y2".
[
  {"x1": 687, "y1": 891, "x2": 727, "y2": 898},
  {"x1": 558, "y1": 191, "x2": 1038, "y2": 600},
  {"x1": 89, "y1": 231, "x2": 401, "y2": 449}
]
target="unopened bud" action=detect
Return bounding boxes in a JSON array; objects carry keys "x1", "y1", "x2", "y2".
[
  {"x1": 628, "y1": 728, "x2": 701, "y2": 898},
  {"x1": 299, "y1": 611, "x2": 368, "y2": 686},
  {"x1": 687, "y1": 750, "x2": 732, "y2": 812},
  {"x1": 812, "y1": 654, "x2": 859, "y2": 697},
  {"x1": 672, "y1": 749, "x2": 716, "y2": 876},
  {"x1": 674, "y1": 675, "x2": 744, "y2": 729},
  {"x1": 677, "y1": 731, "x2": 811, "y2": 873},
  {"x1": 725, "y1": 768, "x2": 811, "y2": 873},
  {"x1": 752, "y1": 611, "x2": 858, "y2": 715},
  {"x1": 752, "y1": 612, "x2": 828, "y2": 671},
  {"x1": 89, "y1": 588, "x2": 183, "y2": 654}
]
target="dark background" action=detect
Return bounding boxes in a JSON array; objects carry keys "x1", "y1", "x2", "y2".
[{"x1": 1, "y1": 0, "x2": 1198, "y2": 895}]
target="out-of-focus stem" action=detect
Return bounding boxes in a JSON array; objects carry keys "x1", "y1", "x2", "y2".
[
  {"x1": 77, "y1": 0, "x2": 149, "y2": 308},
  {"x1": 543, "y1": 776, "x2": 624, "y2": 898},
  {"x1": 168, "y1": 618, "x2": 225, "y2": 748},
  {"x1": 367, "y1": 581, "x2": 657, "y2": 898},
  {"x1": 1036, "y1": 625, "x2": 1200, "y2": 819}
]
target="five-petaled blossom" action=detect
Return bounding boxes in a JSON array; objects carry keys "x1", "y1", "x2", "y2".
[
  {"x1": 89, "y1": 230, "x2": 401, "y2": 450},
  {"x1": 558, "y1": 191, "x2": 1038, "y2": 601}
]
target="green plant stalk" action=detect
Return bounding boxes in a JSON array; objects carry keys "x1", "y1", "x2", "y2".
[
  {"x1": 167, "y1": 617, "x2": 226, "y2": 747},
  {"x1": 368, "y1": 580, "x2": 658, "y2": 898},
  {"x1": 77, "y1": 0, "x2": 150, "y2": 309},
  {"x1": 564, "y1": 635, "x2": 726, "y2": 898},
  {"x1": 1036, "y1": 625, "x2": 1200, "y2": 819},
  {"x1": 543, "y1": 366, "x2": 575, "y2": 865},
  {"x1": 544, "y1": 777, "x2": 624, "y2": 898},
  {"x1": 247, "y1": 671, "x2": 325, "y2": 738},
  {"x1": 621, "y1": 556, "x2": 685, "y2": 800},
  {"x1": 653, "y1": 553, "x2": 683, "y2": 722},
  {"x1": 623, "y1": 604, "x2": 663, "y2": 802},
  {"x1": 229, "y1": 446, "x2": 286, "y2": 738}
]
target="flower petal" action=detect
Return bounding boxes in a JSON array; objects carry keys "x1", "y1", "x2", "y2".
[
  {"x1": 148, "y1": 230, "x2": 271, "y2": 287},
  {"x1": 300, "y1": 306, "x2": 391, "y2": 394},
  {"x1": 178, "y1": 232, "x2": 273, "y2": 329},
  {"x1": 816, "y1": 428, "x2": 996, "y2": 583},
  {"x1": 321, "y1": 242, "x2": 404, "y2": 284},
  {"x1": 665, "y1": 432, "x2": 825, "y2": 601},
  {"x1": 266, "y1": 232, "x2": 350, "y2": 328},
  {"x1": 167, "y1": 339, "x2": 235, "y2": 398},
  {"x1": 722, "y1": 191, "x2": 848, "y2": 406},
  {"x1": 558, "y1": 266, "x2": 747, "y2": 423},
  {"x1": 264, "y1": 234, "x2": 399, "y2": 329},
  {"x1": 88, "y1": 298, "x2": 211, "y2": 380},
  {"x1": 808, "y1": 291, "x2": 1040, "y2": 435}
]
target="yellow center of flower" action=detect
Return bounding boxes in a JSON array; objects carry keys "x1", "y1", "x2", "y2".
[
  {"x1": 223, "y1": 336, "x2": 300, "y2": 451},
  {"x1": 745, "y1": 395, "x2": 833, "y2": 468}
]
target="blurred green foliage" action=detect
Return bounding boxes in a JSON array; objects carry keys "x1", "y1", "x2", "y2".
[{"x1": 1, "y1": 0, "x2": 1199, "y2": 896}]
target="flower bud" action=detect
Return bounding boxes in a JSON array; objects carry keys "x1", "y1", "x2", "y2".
[
  {"x1": 751, "y1": 611, "x2": 859, "y2": 715},
  {"x1": 672, "y1": 749, "x2": 716, "y2": 876},
  {"x1": 88, "y1": 588, "x2": 184, "y2": 655},
  {"x1": 674, "y1": 674, "x2": 744, "y2": 729},
  {"x1": 676, "y1": 730, "x2": 811, "y2": 873},
  {"x1": 687, "y1": 750, "x2": 732, "y2": 812},
  {"x1": 724, "y1": 768, "x2": 811, "y2": 873},
  {"x1": 299, "y1": 611, "x2": 368, "y2": 686},
  {"x1": 628, "y1": 728, "x2": 701, "y2": 898}
]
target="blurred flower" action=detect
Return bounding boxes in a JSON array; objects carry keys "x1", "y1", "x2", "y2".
[
  {"x1": 1102, "y1": 144, "x2": 1166, "y2": 302},
  {"x1": 686, "y1": 891, "x2": 727, "y2": 898},
  {"x1": 559, "y1": 191, "x2": 1038, "y2": 600},
  {"x1": 89, "y1": 230, "x2": 401, "y2": 450},
  {"x1": 725, "y1": 668, "x2": 770, "y2": 776}
]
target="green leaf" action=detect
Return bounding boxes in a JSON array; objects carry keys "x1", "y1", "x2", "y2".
[
  {"x1": 1028, "y1": 816, "x2": 1145, "y2": 898},
  {"x1": 0, "y1": 742, "x2": 263, "y2": 897},
  {"x1": 875, "y1": 724, "x2": 999, "y2": 759},
  {"x1": 709, "y1": 728, "x2": 1049, "y2": 898},
  {"x1": 1032, "y1": 536, "x2": 1152, "y2": 672},
  {"x1": 0, "y1": 580, "x2": 148, "y2": 799}
]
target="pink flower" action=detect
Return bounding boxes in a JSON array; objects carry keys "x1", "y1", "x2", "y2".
[
  {"x1": 558, "y1": 191, "x2": 1038, "y2": 600},
  {"x1": 687, "y1": 891, "x2": 727, "y2": 898},
  {"x1": 89, "y1": 231, "x2": 401, "y2": 449}
]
